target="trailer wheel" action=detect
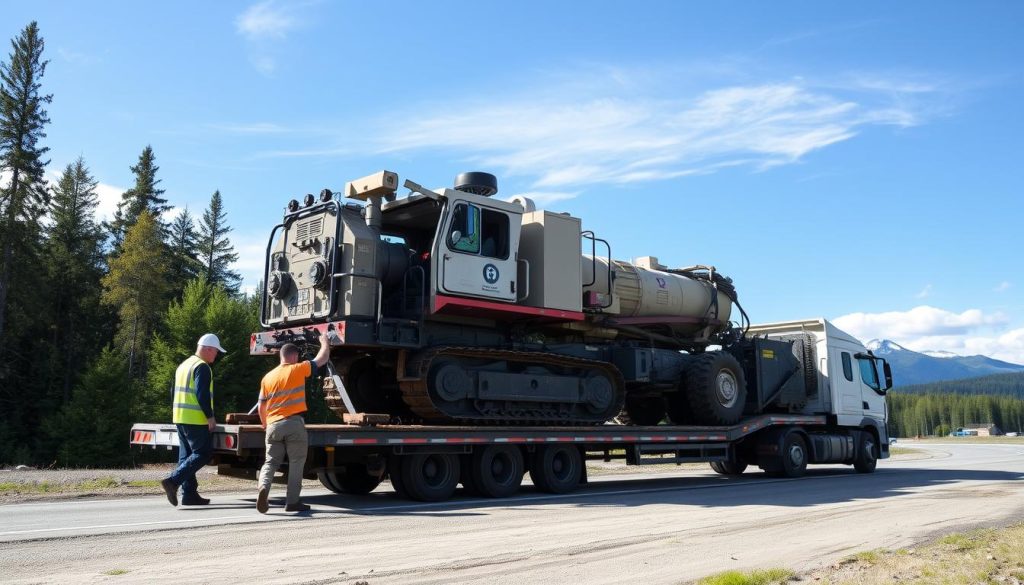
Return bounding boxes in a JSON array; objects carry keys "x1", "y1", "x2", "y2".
[
  {"x1": 400, "y1": 453, "x2": 461, "y2": 502},
  {"x1": 317, "y1": 465, "x2": 382, "y2": 495},
  {"x1": 853, "y1": 432, "x2": 878, "y2": 474},
  {"x1": 470, "y1": 445, "x2": 524, "y2": 498},
  {"x1": 709, "y1": 460, "x2": 747, "y2": 476},
  {"x1": 762, "y1": 433, "x2": 808, "y2": 478},
  {"x1": 387, "y1": 455, "x2": 410, "y2": 498},
  {"x1": 684, "y1": 352, "x2": 747, "y2": 426},
  {"x1": 621, "y1": 395, "x2": 667, "y2": 426},
  {"x1": 529, "y1": 445, "x2": 583, "y2": 494}
]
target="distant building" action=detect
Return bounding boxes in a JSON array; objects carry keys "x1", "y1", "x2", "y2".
[{"x1": 963, "y1": 424, "x2": 1003, "y2": 437}]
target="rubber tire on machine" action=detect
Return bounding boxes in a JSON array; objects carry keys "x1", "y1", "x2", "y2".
[
  {"x1": 709, "y1": 460, "x2": 748, "y2": 476},
  {"x1": 665, "y1": 389, "x2": 694, "y2": 425},
  {"x1": 853, "y1": 432, "x2": 879, "y2": 474},
  {"x1": 529, "y1": 445, "x2": 583, "y2": 494},
  {"x1": 470, "y1": 445, "x2": 524, "y2": 498},
  {"x1": 683, "y1": 352, "x2": 747, "y2": 426},
  {"x1": 400, "y1": 453, "x2": 461, "y2": 502},
  {"x1": 761, "y1": 433, "x2": 808, "y2": 478},
  {"x1": 317, "y1": 464, "x2": 383, "y2": 495},
  {"x1": 621, "y1": 395, "x2": 667, "y2": 426}
]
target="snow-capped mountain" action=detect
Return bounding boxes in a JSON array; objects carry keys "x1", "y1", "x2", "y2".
[{"x1": 864, "y1": 339, "x2": 1024, "y2": 387}]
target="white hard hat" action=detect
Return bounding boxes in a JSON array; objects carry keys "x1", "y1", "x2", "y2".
[{"x1": 197, "y1": 333, "x2": 227, "y2": 353}]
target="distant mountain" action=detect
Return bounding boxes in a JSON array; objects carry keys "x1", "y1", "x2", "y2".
[{"x1": 865, "y1": 339, "x2": 1024, "y2": 387}]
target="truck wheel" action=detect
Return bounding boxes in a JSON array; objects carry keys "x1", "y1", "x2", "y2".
[
  {"x1": 400, "y1": 453, "x2": 461, "y2": 502},
  {"x1": 684, "y1": 352, "x2": 747, "y2": 426},
  {"x1": 709, "y1": 460, "x2": 747, "y2": 476},
  {"x1": 775, "y1": 433, "x2": 808, "y2": 478},
  {"x1": 318, "y1": 465, "x2": 383, "y2": 495},
  {"x1": 529, "y1": 445, "x2": 583, "y2": 494},
  {"x1": 621, "y1": 395, "x2": 667, "y2": 426},
  {"x1": 470, "y1": 445, "x2": 524, "y2": 498},
  {"x1": 853, "y1": 432, "x2": 878, "y2": 474}
]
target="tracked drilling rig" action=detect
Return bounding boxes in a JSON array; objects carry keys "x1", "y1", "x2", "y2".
[{"x1": 250, "y1": 171, "x2": 860, "y2": 427}]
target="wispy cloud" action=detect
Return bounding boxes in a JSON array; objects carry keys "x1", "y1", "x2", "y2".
[
  {"x1": 509, "y1": 191, "x2": 580, "y2": 207},
  {"x1": 363, "y1": 79, "x2": 928, "y2": 189},
  {"x1": 95, "y1": 182, "x2": 125, "y2": 221},
  {"x1": 235, "y1": 1, "x2": 300, "y2": 40},
  {"x1": 916, "y1": 284, "x2": 933, "y2": 299},
  {"x1": 834, "y1": 305, "x2": 1024, "y2": 364},
  {"x1": 994, "y1": 281, "x2": 1012, "y2": 293},
  {"x1": 209, "y1": 122, "x2": 290, "y2": 134}
]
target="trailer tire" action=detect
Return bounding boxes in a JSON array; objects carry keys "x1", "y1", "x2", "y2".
[
  {"x1": 470, "y1": 445, "x2": 524, "y2": 498},
  {"x1": 621, "y1": 395, "x2": 667, "y2": 426},
  {"x1": 684, "y1": 352, "x2": 747, "y2": 426},
  {"x1": 529, "y1": 445, "x2": 583, "y2": 494},
  {"x1": 853, "y1": 432, "x2": 878, "y2": 474},
  {"x1": 387, "y1": 455, "x2": 410, "y2": 498},
  {"x1": 318, "y1": 465, "x2": 382, "y2": 495},
  {"x1": 400, "y1": 453, "x2": 461, "y2": 502},
  {"x1": 710, "y1": 460, "x2": 747, "y2": 475}
]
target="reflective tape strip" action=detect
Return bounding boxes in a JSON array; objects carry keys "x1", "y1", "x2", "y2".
[
  {"x1": 261, "y1": 385, "x2": 304, "y2": 401},
  {"x1": 267, "y1": 396, "x2": 306, "y2": 411},
  {"x1": 174, "y1": 385, "x2": 196, "y2": 395},
  {"x1": 174, "y1": 402, "x2": 205, "y2": 412}
]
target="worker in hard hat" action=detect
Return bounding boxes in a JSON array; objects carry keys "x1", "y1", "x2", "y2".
[{"x1": 160, "y1": 333, "x2": 227, "y2": 507}]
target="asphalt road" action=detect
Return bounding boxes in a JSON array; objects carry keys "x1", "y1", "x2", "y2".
[{"x1": 2, "y1": 443, "x2": 1022, "y2": 584}]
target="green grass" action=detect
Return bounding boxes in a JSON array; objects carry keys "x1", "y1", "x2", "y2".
[
  {"x1": 0, "y1": 476, "x2": 122, "y2": 494},
  {"x1": 888, "y1": 447, "x2": 923, "y2": 456},
  {"x1": 103, "y1": 569, "x2": 129, "y2": 576},
  {"x1": 937, "y1": 532, "x2": 983, "y2": 551},
  {"x1": 697, "y1": 568, "x2": 794, "y2": 585},
  {"x1": 126, "y1": 479, "x2": 161, "y2": 488}
]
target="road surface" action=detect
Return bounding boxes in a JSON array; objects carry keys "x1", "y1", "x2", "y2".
[{"x1": 2, "y1": 443, "x2": 1022, "y2": 584}]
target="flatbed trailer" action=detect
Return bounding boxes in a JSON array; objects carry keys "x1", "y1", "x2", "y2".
[{"x1": 130, "y1": 413, "x2": 888, "y2": 502}]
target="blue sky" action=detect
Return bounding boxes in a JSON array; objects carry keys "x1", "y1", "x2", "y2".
[{"x1": 4, "y1": 2, "x2": 1023, "y2": 361}]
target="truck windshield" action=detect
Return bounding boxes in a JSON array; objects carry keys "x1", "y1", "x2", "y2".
[{"x1": 857, "y1": 357, "x2": 880, "y2": 390}]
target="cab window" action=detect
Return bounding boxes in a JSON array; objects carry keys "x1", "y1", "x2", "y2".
[
  {"x1": 448, "y1": 203, "x2": 510, "y2": 260},
  {"x1": 858, "y1": 357, "x2": 881, "y2": 390},
  {"x1": 841, "y1": 352, "x2": 853, "y2": 381},
  {"x1": 448, "y1": 203, "x2": 479, "y2": 254}
]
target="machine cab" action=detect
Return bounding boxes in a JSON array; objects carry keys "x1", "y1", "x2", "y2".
[{"x1": 437, "y1": 195, "x2": 522, "y2": 303}]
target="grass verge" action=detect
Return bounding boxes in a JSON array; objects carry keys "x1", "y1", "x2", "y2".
[{"x1": 697, "y1": 568, "x2": 793, "y2": 585}]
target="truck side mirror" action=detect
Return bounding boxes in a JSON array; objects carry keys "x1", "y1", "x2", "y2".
[{"x1": 882, "y1": 360, "x2": 893, "y2": 391}]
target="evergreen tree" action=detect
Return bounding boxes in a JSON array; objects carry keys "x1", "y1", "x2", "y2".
[
  {"x1": 44, "y1": 157, "x2": 107, "y2": 404},
  {"x1": 0, "y1": 21, "x2": 51, "y2": 348},
  {"x1": 168, "y1": 207, "x2": 201, "y2": 290},
  {"x1": 197, "y1": 190, "x2": 240, "y2": 292},
  {"x1": 43, "y1": 348, "x2": 132, "y2": 467},
  {"x1": 108, "y1": 145, "x2": 169, "y2": 246},
  {"x1": 101, "y1": 211, "x2": 169, "y2": 379},
  {"x1": 143, "y1": 278, "x2": 265, "y2": 424}
]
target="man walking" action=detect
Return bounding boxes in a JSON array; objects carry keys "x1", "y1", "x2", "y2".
[
  {"x1": 256, "y1": 330, "x2": 331, "y2": 513},
  {"x1": 160, "y1": 333, "x2": 226, "y2": 507}
]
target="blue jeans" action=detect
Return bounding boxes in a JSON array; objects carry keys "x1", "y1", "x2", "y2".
[{"x1": 169, "y1": 423, "x2": 212, "y2": 497}]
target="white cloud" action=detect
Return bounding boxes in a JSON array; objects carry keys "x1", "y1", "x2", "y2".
[
  {"x1": 95, "y1": 182, "x2": 124, "y2": 221},
  {"x1": 366, "y1": 78, "x2": 927, "y2": 189},
  {"x1": 994, "y1": 281, "x2": 1011, "y2": 293},
  {"x1": 233, "y1": 231, "x2": 271, "y2": 290},
  {"x1": 235, "y1": 1, "x2": 299, "y2": 40},
  {"x1": 833, "y1": 305, "x2": 1024, "y2": 364},
  {"x1": 915, "y1": 284, "x2": 933, "y2": 299}
]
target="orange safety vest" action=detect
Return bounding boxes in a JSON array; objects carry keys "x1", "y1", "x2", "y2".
[{"x1": 260, "y1": 361, "x2": 311, "y2": 424}]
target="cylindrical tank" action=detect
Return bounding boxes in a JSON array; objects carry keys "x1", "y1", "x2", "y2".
[{"x1": 582, "y1": 256, "x2": 733, "y2": 336}]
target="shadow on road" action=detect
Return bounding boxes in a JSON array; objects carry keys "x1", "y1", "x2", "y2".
[{"x1": 295, "y1": 465, "x2": 1024, "y2": 518}]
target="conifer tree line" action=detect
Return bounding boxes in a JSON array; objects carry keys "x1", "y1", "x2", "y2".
[
  {"x1": 0, "y1": 22, "x2": 264, "y2": 467},
  {"x1": 888, "y1": 393, "x2": 1024, "y2": 437}
]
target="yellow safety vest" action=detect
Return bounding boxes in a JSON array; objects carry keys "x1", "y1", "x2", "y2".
[{"x1": 172, "y1": 355, "x2": 214, "y2": 425}]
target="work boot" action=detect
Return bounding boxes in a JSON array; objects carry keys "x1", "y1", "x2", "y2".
[
  {"x1": 257, "y1": 487, "x2": 269, "y2": 514},
  {"x1": 285, "y1": 502, "x2": 311, "y2": 512},
  {"x1": 160, "y1": 478, "x2": 178, "y2": 507},
  {"x1": 180, "y1": 494, "x2": 210, "y2": 506}
]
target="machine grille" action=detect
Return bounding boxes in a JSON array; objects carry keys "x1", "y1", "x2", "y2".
[{"x1": 295, "y1": 217, "x2": 323, "y2": 240}]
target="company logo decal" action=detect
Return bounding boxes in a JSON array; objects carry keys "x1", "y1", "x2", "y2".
[
  {"x1": 656, "y1": 277, "x2": 667, "y2": 289},
  {"x1": 483, "y1": 264, "x2": 500, "y2": 284}
]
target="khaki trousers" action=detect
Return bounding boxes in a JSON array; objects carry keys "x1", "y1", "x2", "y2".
[{"x1": 257, "y1": 415, "x2": 308, "y2": 505}]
